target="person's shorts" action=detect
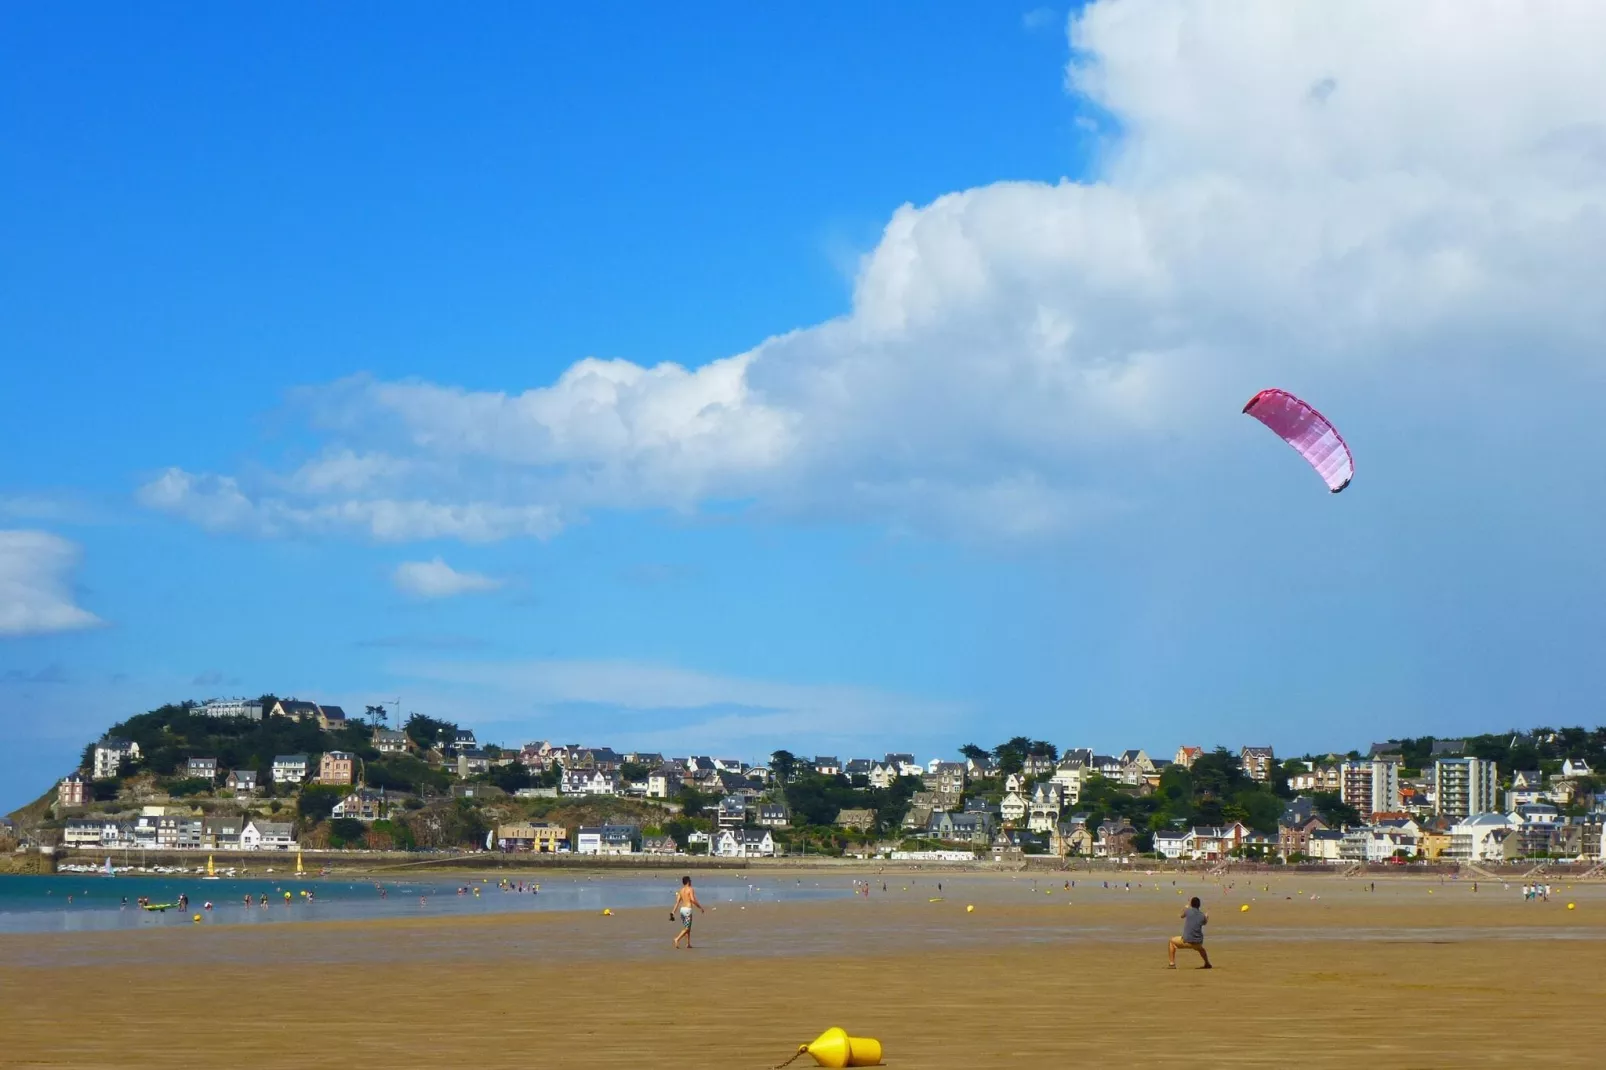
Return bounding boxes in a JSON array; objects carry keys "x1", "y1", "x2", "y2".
[
  {"x1": 1171, "y1": 938, "x2": 1204, "y2": 950},
  {"x1": 678, "y1": 907, "x2": 694, "y2": 929}
]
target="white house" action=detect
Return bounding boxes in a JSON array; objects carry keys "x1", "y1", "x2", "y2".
[
  {"x1": 1562, "y1": 758, "x2": 1594, "y2": 779},
  {"x1": 63, "y1": 818, "x2": 124, "y2": 848},
  {"x1": 1027, "y1": 783, "x2": 1063, "y2": 833},
  {"x1": 574, "y1": 824, "x2": 636, "y2": 855},
  {"x1": 272, "y1": 755, "x2": 309, "y2": 784},
  {"x1": 646, "y1": 767, "x2": 681, "y2": 799},
  {"x1": 1307, "y1": 829, "x2": 1345, "y2": 862},
  {"x1": 1448, "y1": 813, "x2": 1519, "y2": 861},
  {"x1": 1154, "y1": 829, "x2": 1190, "y2": 860},
  {"x1": 713, "y1": 828, "x2": 776, "y2": 858},
  {"x1": 1049, "y1": 763, "x2": 1084, "y2": 804},
  {"x1": 240, "y1": 820, "x2": 297, "y2": 850},
  {"x1": 93, "y1": 738, "x2": 140, "y2": 779},
  {"x1": 200, "y1": 699, "x2": 263, "y2": 721},
  {"x1": 1000, "y1": 790, "x2": 1028, "y2": 824},
  {"x1": 563, "y1": 769, "x2": 620, "y2": 796}
]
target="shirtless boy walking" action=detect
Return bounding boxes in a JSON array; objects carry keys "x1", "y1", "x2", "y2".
[{"x1": 671, "y1": 875, "x2": 705, "y2": 949}]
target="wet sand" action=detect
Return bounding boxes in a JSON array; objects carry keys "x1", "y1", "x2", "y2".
[{"x1": 3, "y1": 872, "x2": 1603, "y2": 1068}]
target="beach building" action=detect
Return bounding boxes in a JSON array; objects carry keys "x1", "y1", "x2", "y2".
[
  {"x1": 640, "y1": 835, "x2": 678, "y2": 855},
  {"x1": 1435, "y1": 758, "x2": 1499, "y2": 820},
  {"x1": 574, "y1": 825, "x2": 637, "y2": 855},
  {"x1": 201, "y1": 815, "x2": 243, "y2": 849},
  {"x1": 240, "y1": 820, "x2": 296, "y2": 850},
  {"x1": 713, "y1": 828, "x2": 775, "y2": 858},
  {"x1": 496, "y1": 822, "x2": 567, "y2": 852}
]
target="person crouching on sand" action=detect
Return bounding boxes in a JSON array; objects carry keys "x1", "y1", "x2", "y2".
[
  {"x1": 671, "y1": 875, "x2": 705, "y2": 949},
  {"x1": 1168, "y1": 897, "x2": 1212, "y2": 969}
]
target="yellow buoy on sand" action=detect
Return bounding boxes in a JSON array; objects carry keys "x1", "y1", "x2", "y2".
[
  {"x1": 785, "y1": 1027, "x2": 883, "y2": 1068},
  {"x1": 966, "y1": 904, "x2": 975, "y2": 913},
  {"x1": 602, "y1": 908, "x2": 613, "y2": 916},
  {"x1": 1567, "y1": 902, "x2": 1576, "y2": 910},
  {"x1": 192, "y1": 914, "x2": 202, "y2": 923},
  {"x1": 1240, "y1": 904, "x2": 1249, "y2": 912}
]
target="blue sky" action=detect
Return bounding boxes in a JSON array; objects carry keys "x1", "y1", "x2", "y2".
[{"x1": 5, "y1": 2, "x2": 1606, "y2": 809}]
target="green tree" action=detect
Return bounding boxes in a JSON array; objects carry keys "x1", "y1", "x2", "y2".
[
  {"x1": 329, "y1": 817, "x2": 367, "y2": 847},
  {"x1": 620, "y1": 762, "x2": 650, "y2": 783},
  {"x1": 298, "y1": 784, "x2": 344, "y2": 826},
  {"x1": 769, "y1": 750, "x2": 799, "y2": 784},
  {"x1": 1311, "y1": 791, "x2": 1360, "y2": 829},
  {"x1": 364, "y1": 704, "x2": 389, "y2": 727},
  {"x1": 958, "y1": 743, "x2": 989, "y2": 762},
  {"x1": 404, "y1": 713, "x2": 456, "y2": 751}
]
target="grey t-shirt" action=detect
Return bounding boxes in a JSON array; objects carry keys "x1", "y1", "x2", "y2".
[{"x1": 1181, "y1": 907, "x2": 1207, "y2": 943}]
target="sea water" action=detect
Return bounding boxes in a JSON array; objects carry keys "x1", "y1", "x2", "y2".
[{"x1": 0, "y1": 871, "x2": 848, "y2": 934}]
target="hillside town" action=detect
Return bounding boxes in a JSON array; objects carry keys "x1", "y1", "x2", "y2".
[{"x1": 11, "y1": 697, "x2": 1606, "y2": 872}]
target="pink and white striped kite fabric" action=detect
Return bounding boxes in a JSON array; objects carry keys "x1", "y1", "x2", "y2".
[{"x1": 1242, "y1": 388, "x2": 1354, "y2": 493}]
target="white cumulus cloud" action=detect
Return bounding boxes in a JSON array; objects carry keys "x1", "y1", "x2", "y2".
[
  {"x1": 137, "y1": 0, "x2": 1606, "y2": 545},
  {"x1": 0, "y1": 530, "x2": 103, "y2": 637},
  {"x1": 392, "y1": 558, "x2": 505, "y2": 599}
]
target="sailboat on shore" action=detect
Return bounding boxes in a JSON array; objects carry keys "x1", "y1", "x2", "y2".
[
  {"x1": 202, "y1": 854, "x2": 220, "y2": 880},
  {"x1": 103, "y1": 856, "x2": 114, "y2": 878}
]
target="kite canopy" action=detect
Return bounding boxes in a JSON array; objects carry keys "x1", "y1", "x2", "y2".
[{"x1": 1242, "y1": 388, "x2": 1354, "y2": 493}]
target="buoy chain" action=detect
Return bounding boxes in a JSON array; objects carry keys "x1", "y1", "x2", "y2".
[{"x1": 771, "y1": 1045, "x2": 810, "y2": 1069}]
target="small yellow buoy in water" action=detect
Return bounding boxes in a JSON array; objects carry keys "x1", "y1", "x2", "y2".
[
  {"x1": 602, "y1": 908, "x2": 613, "y2": 916},
  {"x1": 192, "y1": 914, "x2": 202, "y2": 923},
  {"x1": 966, "y1": 904, "x2": 975, "y2": 913},
  {"x1": 1240, "y1": 904, "x2": 1249, "y2": 912},
  {"x1": 1567, "y1": 902, "x2": 1576, "y2": 910},
  {"x1": 791, "y1": 1027, "x2": 883, "y2": 1068}
]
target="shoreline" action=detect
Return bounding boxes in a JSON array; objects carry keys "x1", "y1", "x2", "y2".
[{"x1": 30, "y1": 847, "x2": 1606, "y2": 881}]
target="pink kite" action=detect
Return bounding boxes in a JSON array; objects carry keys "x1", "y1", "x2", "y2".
[{"x1": 1242, "y1": 388, "x2": 1354, "y2": 493}]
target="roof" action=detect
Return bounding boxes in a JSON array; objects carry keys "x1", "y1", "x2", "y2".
[
  {"x1": 319, "y1": 705, "x2": 348, "y2": 721},
  {"x1": 246, "y1": 820, "x2": 293, "y2": 836},
  {"x1": 1430, "y1": 739, "x2": 1467, "y2": 756},
  {"x1": 279, "y1": 700, "x2": 320, "y2": 715},
  {"x1": 274, "y1": 754, "x2": 309, "y2": 763}
]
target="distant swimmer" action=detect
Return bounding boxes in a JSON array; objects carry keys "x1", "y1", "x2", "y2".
[
  {"x1": 671, "y1": 875, "x2": 705, "y2": 950},
  {"x1": 1167, "y1": 897, "x2": 1212, "y2": 970}
]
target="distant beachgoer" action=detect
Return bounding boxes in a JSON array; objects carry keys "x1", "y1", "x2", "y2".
[
  {"x1": 672, "y1": 875, "x2": 705, "y2": 949},
  {"x1": 1167, "y1": 897, "x2": 1212, "y2": 970}
]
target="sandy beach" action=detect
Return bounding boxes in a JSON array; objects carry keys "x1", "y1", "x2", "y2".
[{"x1": 3, "y1": 871, "x2": 1602, "y2": 1069}]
